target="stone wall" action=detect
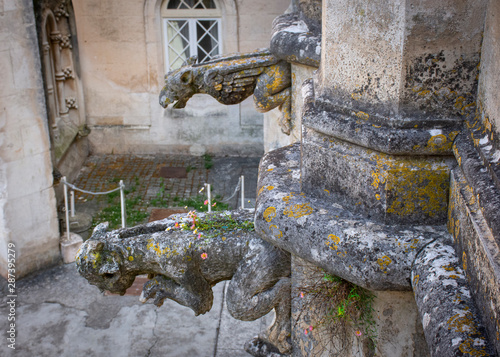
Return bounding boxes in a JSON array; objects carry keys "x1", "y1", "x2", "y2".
[
  {"x1": 0, "y1": 0, "x2": 61, "y2": 278},
  {"x1": 255, "y1": 0, "x2": 499, "y2": 355},
  {"x1": 72, "y1": 0, "x2": 290, "y2": 157}
]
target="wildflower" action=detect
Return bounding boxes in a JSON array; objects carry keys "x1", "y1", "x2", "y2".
[
  {"x1": 304, "y1": 329, "x2": 308, "y2": 335},
  {"x1": 191, "y1": 224, "x2": 196, "y2": 229},
  {"x1": 355, "y1": 330, "x2": 362, "y2": 337},
  {"x1": 212, "y1": 202, "x2": 216, "y2": 207},
  {"x1": 300, "y1": 291, "x2": 305, "y2": 299},
  {"x1": 198, "y1": 233, "x2": 202, "y2": 239},
  {"x1": 204, "y1": 200, "x2": 208, "y2": 205},
  {"x1": 309, "y1": 325, "x2": 313, "y2": 331},
  {"x1": 166, "y1": 227, "x2": 171, "y2": 231},
  {"x1": 175, "y1": 222, "x2": 179, "y2": 228},
  {"x1": 201, "y1": 252, "x2": 207, "y2": 260},
  {"x1": 199, "y1": 187, "x2": 205, "y2": 193},
  {"x1": 193, "y1": 229, "x2": 198, "y2": 234}
]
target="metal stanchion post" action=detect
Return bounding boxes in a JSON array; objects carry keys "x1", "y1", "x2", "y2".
[
  {"x1": 120, "y1": 180, "x2": 126, "y2": 228},
  {"x1": 207, "y1": 183, "x2": 212, "y2": 213},
  {"x1": 70, "y1": 190, "x2": 75, "y2": 217},
  {"x1": 62, "y1": 177, "x2": 70, "y2": 239},
  {"x1": 241, "y1": 175, "x2": 245, "y2": 209}
]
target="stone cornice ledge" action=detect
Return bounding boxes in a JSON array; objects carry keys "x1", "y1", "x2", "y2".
[
  {"x1": 302, "y1": 79, "x2": 463, "y2": 156},
  {"x1": 255, "y1": 143, "x2": 496, "y2": 355},
  {"x1": 254, "y1": 143, "x2": 449, "y2": 290}
]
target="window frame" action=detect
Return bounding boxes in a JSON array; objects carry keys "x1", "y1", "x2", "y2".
[
  {"x1": 161, "y1": 0, "x2": 223, "y2": 72},
  {"x1": 162, "y1": 17, "x2": 222, "y2": 71}
]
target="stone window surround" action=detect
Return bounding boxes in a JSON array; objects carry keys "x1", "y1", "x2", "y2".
[{"x1": 144, "y1": 0, "x2": 238, "y2": 93}]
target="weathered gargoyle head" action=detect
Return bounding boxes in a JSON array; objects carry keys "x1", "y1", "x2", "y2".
[
  {"x1": 76, "y1": 224, "x2": 136, "y2": 295},
  {"x1": 159, "y1": 56, "x2": 199, "y2": 109}
]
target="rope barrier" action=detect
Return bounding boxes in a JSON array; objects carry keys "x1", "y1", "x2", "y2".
[
  {"x1": 61, "y1": 177, "x2": 126, "y2": 237},
  {"x1": 61, "y1": 180, "x2": 124, "y2": 195},
  {"x1": 220, "y1": 176, "x2": 241, "y2": 203}
]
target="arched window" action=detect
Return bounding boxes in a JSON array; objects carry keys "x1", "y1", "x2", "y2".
[{"x1": 161, "y1": 0, "x2": 222, "y2": 71}]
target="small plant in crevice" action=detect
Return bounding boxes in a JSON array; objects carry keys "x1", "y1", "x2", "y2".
[
  {"x1": 170, "y1": 210, "x2": 254, "y2": 241},
  {"x1": 93, "y1": 195, "x2": 149, "y2": 230},
  {"x1": 150, "y1": 178, "x2": 170, "y2": 207},
  {"x1": 202, "y1": 153, "x2": 213, "y2": 170},
  {"x1": 295, "y1": 269, "x2": 377, "y2": 356}
]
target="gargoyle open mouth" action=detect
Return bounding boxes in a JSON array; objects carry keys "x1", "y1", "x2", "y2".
[{"x1": 172, "y1": 99, "x2": 187, "y2": 109}]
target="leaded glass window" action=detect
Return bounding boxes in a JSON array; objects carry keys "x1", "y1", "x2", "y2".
[{"x1": 162, "y1": 0, "x2": 221, "y2": 71}]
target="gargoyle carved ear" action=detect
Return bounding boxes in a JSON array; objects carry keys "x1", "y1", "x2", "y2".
[
  {"x1": 183, "y1": 55, "x2": 198, "y2": 66},
  {"x1": 180, "y1": 70, "x2": 193, "y2": 84},
  {"x1": 89, "y1": 241, "x2": 104, "y2": 252}
]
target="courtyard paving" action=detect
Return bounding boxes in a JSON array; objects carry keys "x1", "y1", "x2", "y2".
[{"x1": 1, "y1": 153, "x2": 269, "y2": 357}]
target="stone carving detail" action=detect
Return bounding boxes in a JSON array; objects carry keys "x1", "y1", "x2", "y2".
[
  {"x1": 62, "y1": 67, "x2": 74, "y2": 80},
  {"x1": 54, "y1": 2, "x2": 69, "y2": 21},
  {"x1": 65, "y1": 97, "x2": 78, "y2": 109},
  {"x1": 60, "y1": 34, "x2": 72, "y2": 49},
  {"x1": 76, "y1": 211, "x2": 292, "y2": 355},
  {"x1": 38, "y1": 0, "x2": 83, "y2": 163},
  {"x1": 159, "y1": 49, "x2": 293, "y2": 135}
]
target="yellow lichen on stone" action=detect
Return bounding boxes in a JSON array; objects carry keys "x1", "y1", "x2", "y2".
[
  {"x1": 355, "y1": 111, "x2": 369, "y2": 120},
  {"x1": 263, "y1": 207, "x2": 277, "y2": 222},
  {"x1": 413, "y1": 274, "x2": 419, "y2": 286},
  {"x1": 377, "y1": 256, "x2": 392, "y2": 273},
  {"x1": 282, "y1": 192, "x2": 295, "y2": 203},
  {"x1": 326, "y1": 234, "x2": 341, "y2": 250},
  {"x1": 448, "y1": 312, "x2": 476, "y2": 333},
  {"x1": 385, "y1": 167, "x2": 449, "y2": 219},
  {"x1": 458, "y1": 338, "x2": 489, "y2": 356},
  {"x1": 283, "y1": 203, "x2": 313, "y2": 218},
  {"x1": 269, "y1": 225, "x2": 283, "y2": 239}
]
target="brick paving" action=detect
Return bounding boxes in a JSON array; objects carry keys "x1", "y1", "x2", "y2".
[{"x1": 69, "y1": 154, "x2": 260, "y2": 234}]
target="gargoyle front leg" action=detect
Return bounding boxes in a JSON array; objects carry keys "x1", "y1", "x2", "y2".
[
  {"x1": 140, "y1": 274, "x2": 214, "y2": 316},
  {"x1": 226, "y1": 245, "x2": 292, "y2": 354},
  {"x1": 253, "y1": 61, "x2": 292, "y2": 135}
]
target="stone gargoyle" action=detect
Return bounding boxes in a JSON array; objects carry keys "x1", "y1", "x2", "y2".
[
  {"x1": 159, "y1": 49, "x2": 292, "y2": 135},
  {"x1": 76, "y1": 210, "x2": 292, "y2": 355}
]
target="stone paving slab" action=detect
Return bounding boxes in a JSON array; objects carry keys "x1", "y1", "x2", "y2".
[
  {"x1": 0, "y1": 263, "x2": 272, "y2": 357},
  {"x1": 0, "y1": 153, "x2": 265, "y2": 357}
]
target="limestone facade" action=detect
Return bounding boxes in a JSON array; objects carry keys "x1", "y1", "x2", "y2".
[
  {"x1": 0, "y1": 0, "x2": 289, "y2": 279},
  {"x1": 73, "y1": 0, "x2": 290, "y2": 157},
  {"x1": 0, "y1": 0, "x2": 60, "y2": 278}
]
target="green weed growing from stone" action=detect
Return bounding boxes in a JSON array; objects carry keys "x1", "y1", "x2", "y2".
[
  {"x1": 296, "y1": 270, "x2": 377, "y2": 356},
  {"x1": 150, "y1": 179, "x2": 170, "y2": 207},
  {"x1": 203, "y1": 154, "x2": 213, "y2": 170}
]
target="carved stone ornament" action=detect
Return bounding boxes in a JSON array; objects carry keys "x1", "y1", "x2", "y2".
[
  {"x1": 159, "y1": 49, "x2": 293, "y2": 135},
  {"x1": 60, "y1": 34, "x2": 72, "y2": 49},
  {"x1": 54, "y1": 2, "x2": 69, "y2": 21},
  {"x1": 65, "y1": 97, "x2": 78, "y2": 109},
  {"x1": 76, "y1": 210, "x2": 293, "y2": 355},
  {"x1": 62, "y1": 67, "x2": 74, "y2": 80}
]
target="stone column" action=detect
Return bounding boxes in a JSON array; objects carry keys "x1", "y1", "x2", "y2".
[{"x1": 303, "y1": 0, "x2": 486, "y2": 226}]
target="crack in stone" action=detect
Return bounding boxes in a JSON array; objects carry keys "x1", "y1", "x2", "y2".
[
  {"x1": 145, "y1": 306, "x2": 160, "y2": 357},
  {"x1": 213, "y1": 281, "x2": 227, "y2": 357}
]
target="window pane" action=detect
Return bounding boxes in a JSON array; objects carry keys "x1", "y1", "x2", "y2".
[
  {"x1": 167, "y1": 0, "x2": 215, "y2": 9},
  {"x1": 196, "y1": 20, "x2": 219, "y2": 63},
  {"x1": 166, "y1": 20, "x2": 190, "y2": 69}
]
